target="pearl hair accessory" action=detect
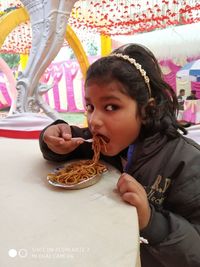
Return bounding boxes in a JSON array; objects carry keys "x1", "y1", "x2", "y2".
[{"x1": 111, "y1": 53, "x2": 152, "y2": 98}]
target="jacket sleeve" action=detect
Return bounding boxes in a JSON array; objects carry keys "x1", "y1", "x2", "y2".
[
  {"x1": 141, "y1": 207, "x2": 200, "y2": 267},
  {"x1": 39, "y1": 119, "x2": 93, "y2": 162},
  {"x1": 140, "y1": 153, "x2": 200, "y2": 267}
]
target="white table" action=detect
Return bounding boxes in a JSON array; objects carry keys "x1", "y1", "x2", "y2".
[
  {"x1": 0, "y1": 138, "x2": 140, "y2": 267},
  {"x1": 186, "y1": 124, "x2": 200, "y2": 144}
]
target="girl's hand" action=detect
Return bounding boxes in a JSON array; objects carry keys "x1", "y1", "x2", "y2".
[
  {"x1": 117, "y1": 173, "x2": 151, "y2": 230},
  {"x1": 43, "y1": 123, "x2": 84, "y2": 154}
]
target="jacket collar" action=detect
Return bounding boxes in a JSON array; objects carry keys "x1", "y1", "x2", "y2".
[{"x1": 127, "y1": 133, "x2": 168, "y2": 174}]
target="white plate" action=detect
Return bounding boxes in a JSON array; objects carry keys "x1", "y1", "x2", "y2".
[{"x1": 47, "y1": 160, "x2": 108, "y2": 190}]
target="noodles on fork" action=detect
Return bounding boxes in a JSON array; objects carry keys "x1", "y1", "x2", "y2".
[{"x1": 48, "y1": 136, "x2": 107, "y2": 185}]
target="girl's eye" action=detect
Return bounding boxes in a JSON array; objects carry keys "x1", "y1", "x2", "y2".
[
  {"x1": 85, "y1": 104, "x2": 93, "y2": 112},
  {"x1": 105, "y1": 104, "x2": 119, "y2": 111}
]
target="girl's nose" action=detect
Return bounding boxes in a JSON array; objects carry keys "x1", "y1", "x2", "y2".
[{"x1": 88, "y1": 111, "x2": 103, "y2": 130}]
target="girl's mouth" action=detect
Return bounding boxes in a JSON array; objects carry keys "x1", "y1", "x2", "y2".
[
  {"x1": 97, "y1": 134, "x2": 110, "y2": 144},
  {"x1": 96, "y1": 134, "x2": 110, "y2": 154}
]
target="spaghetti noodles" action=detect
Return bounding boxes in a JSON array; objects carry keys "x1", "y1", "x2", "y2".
[{"x1": 48, "y1": 136, "x2": 107, "y2": 185}]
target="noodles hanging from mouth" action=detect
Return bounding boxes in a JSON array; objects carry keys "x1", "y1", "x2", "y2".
[{"x1": 48, "y1": 136, "x2": 107, "y2": 185}]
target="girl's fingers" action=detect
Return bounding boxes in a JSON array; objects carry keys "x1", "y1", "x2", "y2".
[
  {"x1": 122, "y1": 192, "x2": 141, "y2": 206},
  {"x1": 45, "y1": 135, "x2": 65, "y2": 145},
  {"x1": 117, "y1": 173, "x2": 130, "y2": 187},
  {"x1": 117, "y1": 173, "x2": 151, "y2": 230},
  {"x1": 118, "y1": 180, "x2": 137, "y2": 194},
  {"x1": 62, "y1": 133, "x2": 72, "y2": 140},
  {"x1": 44, "y1": 135, "x2": 84, "y2": 154},
  {"x1": 70, "y1": 137, "x2": 85, "y2": 145},
  {"x1": 43, "y1": 124, "x2": 85, "y2": 154},
  {"x1": 46, "y1": 135, "x2": 84, "y2": 146},
  {"x1": 117, "y1": 173, "x2": 142, "y2": 194}
]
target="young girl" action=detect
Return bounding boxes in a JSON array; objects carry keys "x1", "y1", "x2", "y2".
[{"x1": 39, "y1": 44, "x2": 200, "y2": 267}]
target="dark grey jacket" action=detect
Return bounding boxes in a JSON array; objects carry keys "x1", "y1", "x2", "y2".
[{"x1": 40, "y1": 120, "x2": 200, "y2": 267}]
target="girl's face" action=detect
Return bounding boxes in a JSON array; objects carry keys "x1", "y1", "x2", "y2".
[{"x1": 85, "y1": 80, "x2": 142, "y2": 156}]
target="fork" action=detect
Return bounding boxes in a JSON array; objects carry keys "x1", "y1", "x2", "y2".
[{"x1": 84, "y1": 138, "x2": 93, "y2": 143}]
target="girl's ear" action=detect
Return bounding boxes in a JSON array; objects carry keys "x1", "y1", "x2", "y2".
[{"x1": 141, "y1": 97, "x2": 156, "y2": 124}]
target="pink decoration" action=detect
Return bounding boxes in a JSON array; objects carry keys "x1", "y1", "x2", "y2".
[
  {"x1": 183, "y1": 100, "x2": 200, "y2": 124},
  {"x1": 0, "y1": 58, "x2": 16, "y2": 111},
  {"x1": 41, "y1": 60, "x2": 85, "y2": 112},
  {"x1": 160, "y1": 59, "x2": 181, "y2": 92},
  {"x1": 191, "y1": 81, "x2": 200, "y2": 99}
]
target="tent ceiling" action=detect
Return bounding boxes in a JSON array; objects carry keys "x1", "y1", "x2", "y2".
[{"x1": 71, "y1": 0, "x2": 200, "y2": 35}]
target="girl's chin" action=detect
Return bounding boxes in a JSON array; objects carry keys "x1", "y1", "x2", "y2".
[
  {"x1": 101, "y1": 151, "x2": 117, "y2": 156},
  {"x1": 100, "y1": 145, "x2": 120, "y2": 157}
]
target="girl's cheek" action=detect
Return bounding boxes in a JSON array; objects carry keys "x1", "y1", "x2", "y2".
[{"x1": 86, "y1": 115, "x2": 91, "y2": 124}]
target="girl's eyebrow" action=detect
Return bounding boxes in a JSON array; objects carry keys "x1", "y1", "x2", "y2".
[{"x1": 85, "y1": 95, "x2": 121, "y2": 102}]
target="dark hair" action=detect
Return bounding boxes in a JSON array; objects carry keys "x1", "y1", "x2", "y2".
[
  {"x1": 180, "y1": 89, "x2": 185, "y2": 93},
  {"x1": 191, "y1": 90, "x2": 196, "y2": 94},
  {"x1": 85, "y1": 43, "x2": 186, "y2": 139}
]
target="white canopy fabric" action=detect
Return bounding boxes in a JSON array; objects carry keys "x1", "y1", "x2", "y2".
[{"x1": 112, "y1": 22, "x2": 200, "y2": 60}]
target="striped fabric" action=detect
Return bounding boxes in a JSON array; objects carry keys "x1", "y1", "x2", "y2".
[
  {"x1": 0, "y1": 73, "x2": 12, "y2": 109},
  {"x1": 0, "y1": 60, "x2": 86, "y2": 112}
]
